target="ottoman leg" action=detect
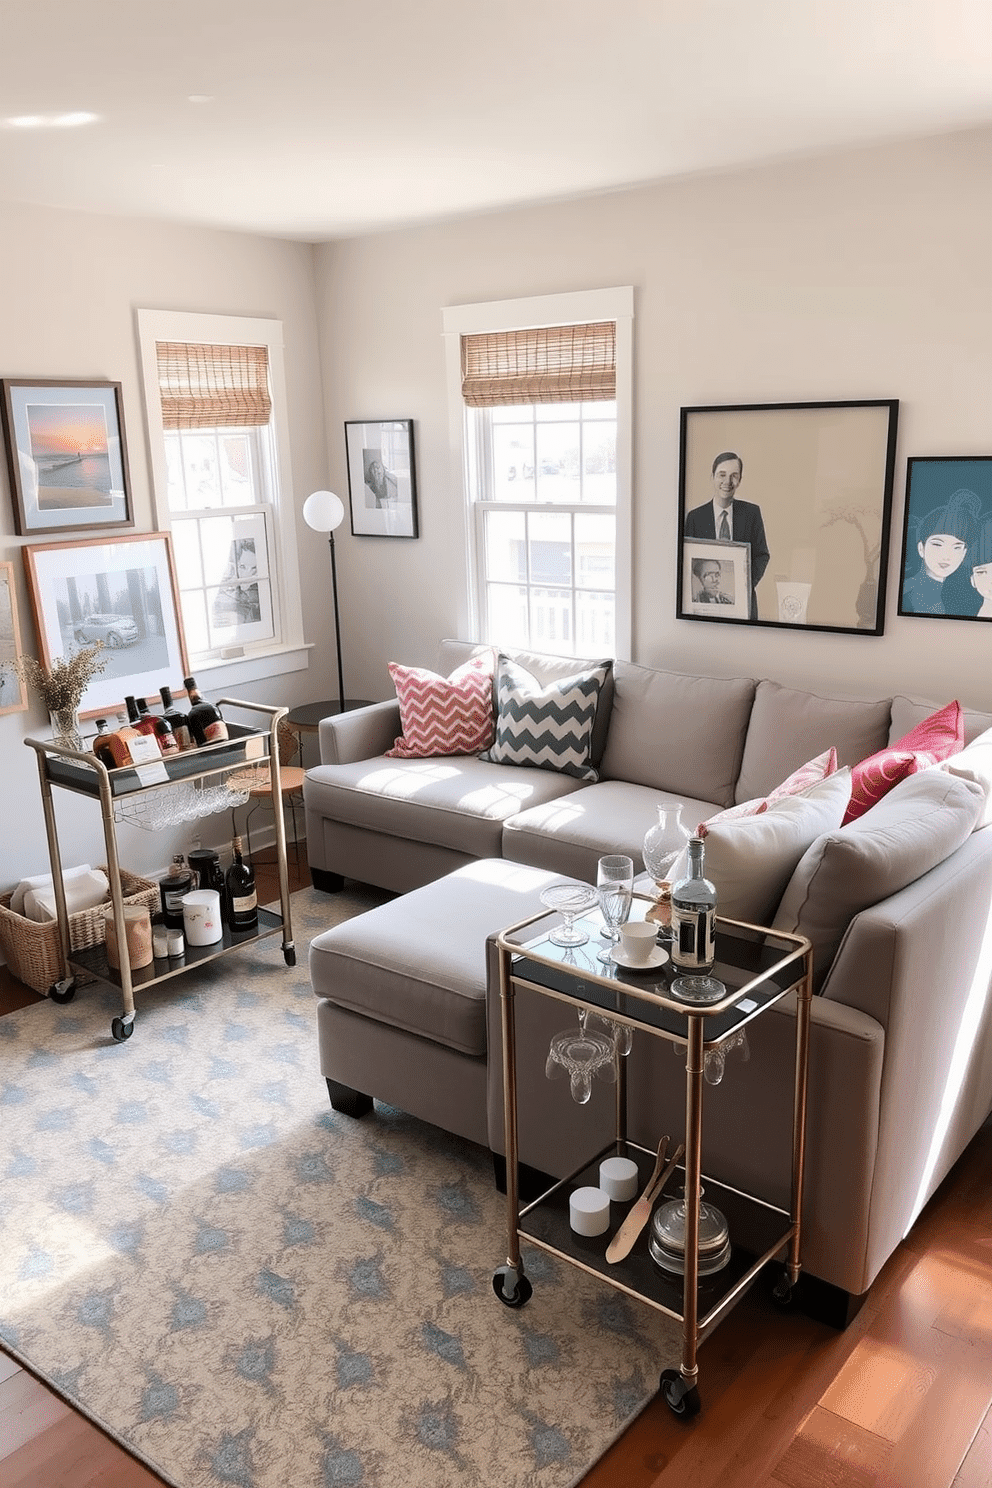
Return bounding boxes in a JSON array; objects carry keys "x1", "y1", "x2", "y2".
[
  {"x1": 326, "y1": 1078, "x2": 374, "y2": 1118},
  {"x1": 311, "y1": 868, "x2": 345, "y2": 894}
]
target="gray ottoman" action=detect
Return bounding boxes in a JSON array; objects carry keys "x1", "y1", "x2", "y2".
[{"x1": 309, "y1": 859, "x2": 565, "y2": 1146}]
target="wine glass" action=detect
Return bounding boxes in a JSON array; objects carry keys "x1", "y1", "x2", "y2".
[
  {"x1": 539, "y1": 881, "x2": 600, "y2": 948},
  {"x1": 596, "y1": 854, "x2": 634, "y2": 963}
]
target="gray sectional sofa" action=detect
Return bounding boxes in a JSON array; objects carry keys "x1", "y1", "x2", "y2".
[{"x1": 304, "y1": 640, "x2": 992, "y2": 1315}]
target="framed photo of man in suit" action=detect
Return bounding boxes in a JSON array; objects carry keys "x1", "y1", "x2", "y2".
[{"x1": 676, "y1": 400, "x2": 899, "y2": 634}]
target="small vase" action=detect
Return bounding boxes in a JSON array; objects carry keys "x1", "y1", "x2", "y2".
[
  {"x1": 49, "y1": 706, "x2": 83, "y2": 752},
  {"x1": 642, "y1": 802, "x2": 692, "y2": 889}
]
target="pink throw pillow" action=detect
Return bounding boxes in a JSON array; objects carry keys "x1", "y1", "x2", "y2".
[
  {"x1": 843, "y1": 701, "x2": 964, "y2": 825},
  {"x1": 699, "y1": 749, "x2": 839, "y2": 834},
  {"x1": 385, "y1": 654, "x2": 496, "y2": 758}
]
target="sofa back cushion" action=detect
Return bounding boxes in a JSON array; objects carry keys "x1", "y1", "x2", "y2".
[
  {"x1": 436, "y1": 639, "x2": 615, "y2": 766},
  {"x1": 736, "y1": 680, "x2": 892, "y2": 804},
  {"x1": 888, "y1": 693, "x2": 992, "y2": 747},
  {"x1": 599, "y1": 661, "x2": 755, "y2": 808},
  {"x1": 773, "y1": 770, "x2": 984, "y2": 989}
]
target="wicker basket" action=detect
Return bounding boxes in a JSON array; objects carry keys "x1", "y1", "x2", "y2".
[{"x1": 0, "y1": 868, "x2": 159, "y2": 996}]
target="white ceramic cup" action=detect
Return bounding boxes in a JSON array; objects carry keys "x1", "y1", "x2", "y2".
[
  {"x1": 620, "y1": 920, "x2": 657, "y2": 965},
  {"x1": 181, "y1": 889, "x2": 223, "y2": 947}
]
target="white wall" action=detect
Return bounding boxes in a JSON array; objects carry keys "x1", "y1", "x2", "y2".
[
  {"x1": 312, "y1": 125, "x2": 992, "y2": 714},
  {"x1": 0, "y1": 201, "x2": 329, "y2": 888}
]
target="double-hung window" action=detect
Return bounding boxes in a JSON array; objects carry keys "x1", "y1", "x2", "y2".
[
  {"x1": 444, "y1": 288, "x2": 633, "y2": 659},
  {"x1": 137, "y1": 309, "x2": 305, "y2": 678}
]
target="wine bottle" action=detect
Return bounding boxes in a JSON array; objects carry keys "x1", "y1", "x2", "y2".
[
  {"x1": 160, "y1": 685, "x2": 193, "y2": 751},
  {"x1": 127, "y1": 695, "x2": 160, "y2": 742},
  {"x1": 670, "y1": 836, "x2": 717, "y2": 973},
  {"x1": 152, "y1": 712, "x2": 180, "y2": 755},
  {"x1": 183, "y1": 675, "x2": 229, "y2": 747},
  {"x1": 159, "y1": 853, "x2": 194, "y2": 929},
  {"x1": 225, "y1": 836, "x2": 258, "y2": 930}
]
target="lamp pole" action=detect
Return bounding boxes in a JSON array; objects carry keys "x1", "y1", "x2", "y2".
[
  {"x1": 327, "y1": 528, "x2": 345, "y2": 707},
  {"x1": 302, "y1": 490, "x2": 348, "y2": 708}
]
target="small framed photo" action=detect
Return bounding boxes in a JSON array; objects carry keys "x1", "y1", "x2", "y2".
[
  {"x1": 681, "y1": 538, "x2": 751, "y2": 620},
  {"x1": 22, "y1": 532, "x2": 189, "y2": 718},
  {"x1": 1, "y1": 378, "x2": 134, "y2": 536},
  {"x1": 677, "y1": 399, "x2": 899, "y2": 633},
  {"x1": 344, "y1": 418, "x2": 419, "y2": 538},
  {"x1": 898, "y1": 456, "x2": 992, "y2": 621},
  {"x1": 0, "y1": 561, "x2": 28, "y2": 714}
]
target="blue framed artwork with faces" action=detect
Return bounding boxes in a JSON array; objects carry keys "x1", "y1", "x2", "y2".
[{"x1": 898, "y1": 456, "x2": 992, "y2": 621}]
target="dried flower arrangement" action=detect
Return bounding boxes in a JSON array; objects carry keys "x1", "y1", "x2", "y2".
[{"x1": 18, "y1": 642, "x2": 107, "y2": 713}]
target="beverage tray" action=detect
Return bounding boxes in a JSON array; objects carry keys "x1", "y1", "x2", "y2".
[{"x1": 42, "y1": 722, "x2": 267, "y2": 798}]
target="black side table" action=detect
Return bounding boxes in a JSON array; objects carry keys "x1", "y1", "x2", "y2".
[{"x1": 286, "y1": 699, "x2": 374, "y2": 765}]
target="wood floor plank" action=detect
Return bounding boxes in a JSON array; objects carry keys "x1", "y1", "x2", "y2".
[{"x1": 952, "y1": 1419, "x2": 992, "y2": 1488}]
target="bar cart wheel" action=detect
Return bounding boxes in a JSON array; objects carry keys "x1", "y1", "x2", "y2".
[
  {"x1": 48, "y1": 977, "x2": 76, "y2": 1004},
  {"x1": 660, "y1": 1368, "x2": 701, "y2": 1419},
  {"x1": 492, "y1": 1265, "x2": 533, "y2": 1309},
  {"x1": 283, "y1": 944, "x2": 296, "y2": 966},
  {"x1": 771, "y1": 1271, "x2": 795, "y2": 1307},
  {"x1": 111, "y1": 1015, "x2": 134, "y2": 1043}
]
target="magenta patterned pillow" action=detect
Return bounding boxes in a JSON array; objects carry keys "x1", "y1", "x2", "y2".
[{"x1": 385, "y1": 653, "x2": 496, "y2": 758}]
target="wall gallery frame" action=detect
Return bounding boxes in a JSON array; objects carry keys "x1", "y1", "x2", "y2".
[
  {"x1": 22, "y1": 532, "x2": 189, "y2": 718},
  {"x1": 1, "y1": 379, "x2": 134, "y2": 537},
  {"x1": 677, "y1": 399, "x2": 899, "y2": 634},
  {"x1": 898, "y1": 456, "x2": 992, "y2": 621},
  {"x1": 0, "y1": 561, "x2": 28, "y2": 714},
  {"x1": 344, "y1": 419, "x2": 419, "y2": 538}
]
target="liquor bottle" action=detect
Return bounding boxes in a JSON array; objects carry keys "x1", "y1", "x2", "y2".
[
  {"x1": 137, "y1": 697, "x2": 179, "y2": 756},
  {"x1": 670, "y1": 836, "x2": 717, "y2": 974},
  {"x1": 224, "y1": 836, "x2": 258, "y2": 931},
  {"x1": 94, "y1": 710, "x2": 138, "y2": 768},
  {"x1": 126, "y1": 695, "x2": 160, "y2": 742},
  {"x1": 160, "y1": 685, "x2": 193, "y2": 751},
  {"x1": 159, "y1": 853, "x2": 194, "y2": 929},
  {"x1": 91, "y1": 718, "x2": 116, "y2": 767},
  {"x1": 183, "y1": 675, "x2": 229, "y2": 747}
]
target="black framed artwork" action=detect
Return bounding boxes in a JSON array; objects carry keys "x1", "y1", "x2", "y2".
[
  {"x1": 677, "y1": 399, "x2": 899, "y2": 634},
  {"x1": 344, "y1": 419, "x2": 419, "y2": 538},
  {"x1": 898, "y1": 456, "x2": 992, "y2": 621}
]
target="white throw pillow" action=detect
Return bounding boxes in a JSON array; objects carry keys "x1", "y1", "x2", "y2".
[
  {"x1": 670, "y1": 769, "x2": 852, "y2": 927},
  {"x1": 937, "y1": 725, "x2": 992, "y2": 830}
]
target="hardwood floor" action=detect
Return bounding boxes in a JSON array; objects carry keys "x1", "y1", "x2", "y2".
[{"x1": 2, "y1": 851, "x2": 991, "y2": 1486}]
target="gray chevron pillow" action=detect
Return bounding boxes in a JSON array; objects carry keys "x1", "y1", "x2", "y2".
[{"x1": 480, "y1": 654, "x2": 611, "y2": 780}]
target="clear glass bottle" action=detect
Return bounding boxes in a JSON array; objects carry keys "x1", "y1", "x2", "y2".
[
  {"x1": 159, "y1": 853, "x2": 194, "y2": 929},
  {"x1": 160, "y1": 685, "x2": 193, "y2": 751},
  {"x1": 183, "y1": 675, "x2": 229, "y2": 747},
  {"x1": 669, "y1": 835, "x2": 724, "y2": 1004},
  {"x1": 225, "y1": 836, "x2": 258, "y2": 931}
]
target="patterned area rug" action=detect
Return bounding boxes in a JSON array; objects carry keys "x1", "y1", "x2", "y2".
[{"x1": 0, "y1": 885, "x2": 680, "y2": 1488}]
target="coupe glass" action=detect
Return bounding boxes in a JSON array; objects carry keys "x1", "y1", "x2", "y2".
[
  {"x1": 539, "y1": 880, "x2": 599, "y2": 948},
  {"x1": 596, "y1": 854, "x2": 634, "y2": 962}
]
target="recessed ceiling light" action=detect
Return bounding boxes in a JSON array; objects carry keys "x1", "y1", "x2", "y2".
[{"x1": 4, "y1": 111, "x2": 99, "y2": 129}]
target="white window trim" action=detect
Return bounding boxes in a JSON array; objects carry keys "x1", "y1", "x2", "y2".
[
  {"x1": 442, "y1": 287, "x2": 633, "y2": 659},
  {"x1": 136, "y1": 307, "x2": 307, "y2": 682}
]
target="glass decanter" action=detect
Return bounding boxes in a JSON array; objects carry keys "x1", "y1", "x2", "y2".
[{"x1": 641, "y1": 802, "x2": 691, "y2": 940}]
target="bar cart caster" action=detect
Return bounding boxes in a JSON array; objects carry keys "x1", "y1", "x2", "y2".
[
  {"x1": 283, "y1": 944, "x2": 296, "y2": 966},
  {"x1": 111, "y1": 1013, "x2": 135, "y2": 1042},
  {"x1": 49, "y1": 976, "x2": 76, "y2": 1004},
  {"x1": 492, "y1": 1265, "x2": 533, "y2": 1309},
  {"x1": 771, "y1": 1269, "x2": 796, "y2": 1307},
  {"x1": 659, "y1": 1369, "x2": 700, "y2": 1419}
]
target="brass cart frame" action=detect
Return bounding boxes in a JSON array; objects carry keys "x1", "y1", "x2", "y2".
[{"x1": 493, "y1": 897, "x2": 813, "y2": 1418}]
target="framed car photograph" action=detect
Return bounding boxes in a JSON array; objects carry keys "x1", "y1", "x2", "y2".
[
  {"x1": 897, "y1": 455, "x2": 992, "y2": 620},
  {"x1": 344, "y1": 418, "x2": 419, "y2": 538},
  {"x1": 1, "y1": 378, "x2": 134, "y2": 536},
  {"x1": 22, "y1": 532, "x2": 189, "y2": 718},
  {"x1": 677, "y1": 399, "x2": 899, "y2": 633}
]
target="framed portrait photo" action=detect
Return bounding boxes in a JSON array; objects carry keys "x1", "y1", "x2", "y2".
[
  {"x1": 0, "y1": 560, "x2": 28, "y2": 714},
  {"x1": 22, "y1": 532, "x2": 189, "y2": 718},
  {"x1": 344, "y1": 418, "x2": 419, "y2": 538},
  {"x1": 897, "y1": 456, "x2": 992, "y2": 621},
  {"x1": 681, "y1": 538, "x2": 751, "y2": 620},
  {"x1": 677, "y1": 399, "x2": 899, "y2": 634},
  {"x1": 1, "y1": 378, "x2": 134, "y2": 536}
]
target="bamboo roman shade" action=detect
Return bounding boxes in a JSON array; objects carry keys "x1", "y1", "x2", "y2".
[
  {"x1": 156, "y1": 341, "x2": 272, "y2": 429},
  {"x1": 460, "y1": 321, "x2": 616, "y2": 407}
]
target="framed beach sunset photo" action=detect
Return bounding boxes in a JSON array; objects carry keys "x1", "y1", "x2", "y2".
[{"x1": 1, "y1": 378, "x2": 134, "y2": 536}]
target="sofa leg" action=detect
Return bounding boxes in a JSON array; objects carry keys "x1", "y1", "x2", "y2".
[
  {"x1": 311, "y1": 867, "x2": 345, "y2": 893},
  {"x1": 326, "y1": 1078, "x2": 373, "y2": 1117},
  {"x1": 492, "y1": 1153, "x2": 557, "y2": 1205},
  {"x1": 786, "y1": 1271, "x2": 870, "y2": 1330}
]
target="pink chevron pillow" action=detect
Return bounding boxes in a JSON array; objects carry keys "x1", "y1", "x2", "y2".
[
  {"x1": 699, "y1": 749, "x2": 839, "y2": 833},
  {"x1": 842, "y1": 700, "x2": 964, "y2": 825},
  {"x1": 385, "y1": 653, "x2": 496, "y2": 758}
]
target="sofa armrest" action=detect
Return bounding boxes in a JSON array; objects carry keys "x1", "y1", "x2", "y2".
[{"x1": 318, "y1": 700, "x2": 401, "y2": 765}]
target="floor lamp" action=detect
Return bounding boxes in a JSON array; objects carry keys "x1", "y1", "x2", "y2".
[{"x1": 303, "y1": 490, "x2": 346, "y2": 707}]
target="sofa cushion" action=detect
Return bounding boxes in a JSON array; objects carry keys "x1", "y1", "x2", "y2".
[
  {"x1": 501, "y1": 779, "x2": 723, "y2": 881},
  {"x1": 843, "y1": 700, "x2": 964, "y2": 825},
  {"x1": 599, "y1": 660, "x2": 755, "y2": 808},
  {"x1": 309, "y1": 859, "x2": 564, "y2": 1056},
  {"x1": 702, "y1": 748, "x2": 839, "y2": 828},
  {"x1": 671, "y1": 769, "x2": 852, "y2": 927},
  {"x1": 304, "y1": 753, "x2": 584, "y2": 859},
  {"x1": 385, "y1": 653, "x2": 495, "y2": 758},
  {"x1": 773, "y1": 770, "x2": 985, "y2": 988},
  {"x1": 736, "y1": 680, "x2": 891, "y2": 804},
  {"x1": 938, "y1": 725, "x2": 992, "y2": 829},
  {"x1": 889, "y1": 693, "x2": 992, "y2": 747},
  {"x1": 480, "y1": 654, "x2": 611, "y2": 781}
]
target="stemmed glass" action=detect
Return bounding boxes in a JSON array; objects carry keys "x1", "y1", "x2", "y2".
[
  {"x1": 539, "y1": 880, "x2": 600, "y2": 948},
  {"x1": 596, "y1": 854, "x2": 634, "y2": 963}
]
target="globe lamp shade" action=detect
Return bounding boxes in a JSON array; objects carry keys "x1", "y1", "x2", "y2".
[{"x1": 303, "y1": 489, "x2": 345, "y2": 533}]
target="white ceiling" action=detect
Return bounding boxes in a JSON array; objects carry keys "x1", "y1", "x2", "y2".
[{"x1": 2, "y1": 0, "x2": 992, "y2": 243}]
